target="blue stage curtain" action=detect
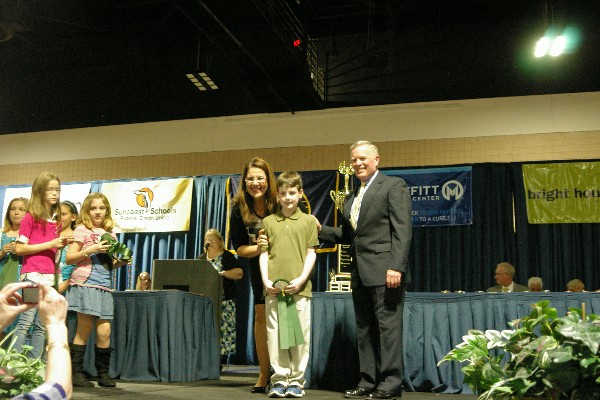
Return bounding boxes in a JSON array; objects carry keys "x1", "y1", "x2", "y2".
[{"x1": 190, "y1": 175, "x2": 231, "y2": 257}]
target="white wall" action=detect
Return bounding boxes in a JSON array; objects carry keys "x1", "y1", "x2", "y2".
[{"x1": 1, "y1": 91, "x2": 599, "y2": 165}]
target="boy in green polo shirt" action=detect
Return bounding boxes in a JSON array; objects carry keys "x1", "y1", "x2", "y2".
[{"x1": 259, "y1": 171, "x2": 319, "y2": 398}]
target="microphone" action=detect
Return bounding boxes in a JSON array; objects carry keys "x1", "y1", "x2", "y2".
[{"x1": 204, "y1": 242, "x2": 210, "y2": 251}]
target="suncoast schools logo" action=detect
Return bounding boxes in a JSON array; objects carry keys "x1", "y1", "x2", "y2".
[
  {"x1": 134, "y1": 188, "x2": 154, "y2": 209},
  {"x1": 441, "y1": 180, "x2": 464, "y2": 201},
  {"x1": 113, "y1": 185, "x2": 178, "y2": 222}
]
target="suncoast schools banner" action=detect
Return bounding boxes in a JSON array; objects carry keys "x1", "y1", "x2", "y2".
[
  {"x1": 102, "y1": 178, "x2": 193, "y2": 232},
  {"x1": 383, "y1": 166, "x2": 472, "y2": 227},
  {"x1": 523, "y1": 162, "x2": 599, "y2": 223}
]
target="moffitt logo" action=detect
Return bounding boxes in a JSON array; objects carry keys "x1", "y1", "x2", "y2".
[
  {"x1": 134, "y1": 188, "x2": 153, "y2": 209},
  {"x1": 441, "y1": 180, "x2": 464, "y2": 201}
]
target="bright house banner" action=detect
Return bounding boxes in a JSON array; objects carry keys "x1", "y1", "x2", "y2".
[
  {"x1": 523, "y1": 162, "x2": 600, "y2": 224},
  {"x1": 102, "y1": 178, "x2": 193, "y2": 232},
  {"x1": 2, "y1": 183, "x2": 92, "y2": 218},
  {"x1": 383, "y1": 166, "x2": 473, "y2": 227}
]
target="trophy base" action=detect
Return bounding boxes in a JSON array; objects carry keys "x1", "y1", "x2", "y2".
[{"x1": 327, "y1": 275, "x2": 352, "y2": 292}]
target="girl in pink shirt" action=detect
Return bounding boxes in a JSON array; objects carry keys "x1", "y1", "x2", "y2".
[{"x1": 14, "y1": 171, "x2": 66, "y2": 359}]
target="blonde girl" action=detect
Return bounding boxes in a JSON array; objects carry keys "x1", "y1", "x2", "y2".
[
  {"x1": 0, "y1": 197, "x2": 28, "y2": 338},
  {"x1": 13, "y1": 172, "x2": 65, "y2": 359},
  {"x1": 0, "y1": 197, "x2": 28, "y2": 288},
  {"x1": 66, "y1": 192, "x2": 126, "y2": 388}
]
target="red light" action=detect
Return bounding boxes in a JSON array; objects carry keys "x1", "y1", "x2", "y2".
[{"x1": 293, "y1": 39, "x2": 301, "y2": 47}]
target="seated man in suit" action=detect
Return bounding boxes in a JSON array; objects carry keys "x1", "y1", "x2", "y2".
[{"x1": 487, "y1": 262, "x2": 528, "y2": 293}]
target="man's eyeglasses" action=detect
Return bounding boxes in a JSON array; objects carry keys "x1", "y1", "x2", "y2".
[{"x1": 245, "y1": 177, "x2": 266, "y2": 183}]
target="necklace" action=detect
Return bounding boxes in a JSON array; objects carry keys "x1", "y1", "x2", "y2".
[{"x1": 206, "y1": 250, "x2": 223, "y2": 261}]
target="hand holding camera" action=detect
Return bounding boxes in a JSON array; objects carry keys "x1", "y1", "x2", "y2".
[{"x1": 0, "y1": 282, "x2": 38, "y2": 331}]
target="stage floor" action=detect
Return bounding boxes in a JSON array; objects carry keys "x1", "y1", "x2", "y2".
[{"x1": 71, "y1": 365, "x2": 477, "y2": 400}]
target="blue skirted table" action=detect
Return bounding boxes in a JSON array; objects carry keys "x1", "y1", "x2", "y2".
[
  {"x1": 306, "y1": 291, "x2": 600, "y2": 393},
  {"x1": 68, "y1": 290, "x2": 220, "y2": 382}
]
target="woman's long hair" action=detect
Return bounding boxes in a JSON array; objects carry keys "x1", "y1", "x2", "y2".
[
  {"x1": 232, "y1": 157, "x2": 278, "y2": 223},
  {"x1": 135, "y1": 272, "x2": 151, "y2": 290}
]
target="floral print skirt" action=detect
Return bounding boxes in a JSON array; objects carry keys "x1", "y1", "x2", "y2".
[{"x1": 220, "y1": 299, "x2": 236, "y2": 356}]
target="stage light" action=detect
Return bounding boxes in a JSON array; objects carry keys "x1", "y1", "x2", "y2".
[
  {"x1": 534, "y1": 34, "x2": 567, "y2": 57},
  {"x1": 534, "y1": 37, "x2": 551, "y2": 58},
  {"x1": 534, "y1": 24, "x2": 580, "y2": 58},
  {"x1": 293, "y1": 39, "x2": 301, "y2": 47},
  {"x1": 549, "y1": 35, "x2": 567, "y2": 56}
]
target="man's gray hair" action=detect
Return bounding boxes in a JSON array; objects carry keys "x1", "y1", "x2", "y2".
[
  {"x1": 496, "y1": 262, "x2": 515, "y2": 278},
  {"x1": 350, "y1": 140, "x2": 379, "y2": 156}
]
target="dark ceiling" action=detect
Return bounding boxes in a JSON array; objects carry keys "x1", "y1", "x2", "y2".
[{"x1": 1, "y1": 0, "x2": 599, "y2": 135}]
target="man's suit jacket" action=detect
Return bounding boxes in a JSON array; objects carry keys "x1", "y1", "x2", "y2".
[
  {"x1": 321, "y1": 172, "x2": 412, "y2": 286},
  {"x1": 487, "y1": 283, "x2": 528, "y2": 292}
]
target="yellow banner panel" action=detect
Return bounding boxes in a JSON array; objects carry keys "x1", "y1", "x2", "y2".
[
  {"x1": 102, "y1": 178, "x2": 193, "y2": 232},
  {"x1": 523, "y1": 162, "x2": 599, "y2": 223}
]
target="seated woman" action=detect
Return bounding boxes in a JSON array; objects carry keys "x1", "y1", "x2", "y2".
[
  {"x1": 566, "y1": 278, "x2": 586, "y2": 292},
  {"x1": 135, "y1": 272, "x2": 152, "y2": 291},
  {"x1": 198, "y1": 229, "x2": 243, "y2": 364}
]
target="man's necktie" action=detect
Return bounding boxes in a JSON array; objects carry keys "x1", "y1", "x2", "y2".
[
  {"x1": 350, "y1": 182, "x2": 366, "y2": 230},
  {"x1": 502, "y1": 287, "x2": 510, "y2": 293}
]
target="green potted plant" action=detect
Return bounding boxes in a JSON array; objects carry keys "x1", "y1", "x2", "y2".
[
  {"x1": 438, "y1": 300, "x2": 600, "y2": 400},
  {"x1": 0, "y1": 334, "x2": 45, "y2": 399}
]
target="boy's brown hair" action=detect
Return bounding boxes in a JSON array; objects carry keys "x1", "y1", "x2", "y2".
[{"x1": 276, "y1": 171, "x2": 303, "y2": 190}]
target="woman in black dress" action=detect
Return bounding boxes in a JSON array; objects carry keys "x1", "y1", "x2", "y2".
[{"x1": 230, "y1": 157, "x2": 278, "y2": 393}]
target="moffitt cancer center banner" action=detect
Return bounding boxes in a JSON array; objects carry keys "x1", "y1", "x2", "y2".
[
  {"x1": 102, "y1": 178, "x2": 193, "y2": 232},
  {"x1": 383, "y1": 166, "x2": 473, "y2": 227},
  {"x1": 523, "y1": 162, "x2": 599, "y2": 224}
]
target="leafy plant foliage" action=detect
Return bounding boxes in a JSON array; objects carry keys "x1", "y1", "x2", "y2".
[
  {"x1": 439, "y1": 301, "x2": 600, "y2": 400},
  {"x1": 0, "y1": 333, "x2": 45, "y2": 398}
]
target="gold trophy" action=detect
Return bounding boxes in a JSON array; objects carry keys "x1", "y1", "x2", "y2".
[
  {"x1": 327, "y1": 161, "x2": 354, "y2": 291},
  {"x1": 329, "y1": 161, "x2": 354, "y2": 213}
]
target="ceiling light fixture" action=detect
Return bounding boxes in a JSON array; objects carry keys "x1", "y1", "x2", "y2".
[
  {"x1": 186, "y1": 72, "x2": 219, "y2": 92},
  {"x1": 534, "y1": 1, "x2": 577, "y2": 58}
]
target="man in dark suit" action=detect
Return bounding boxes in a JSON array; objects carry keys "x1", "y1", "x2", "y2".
[
  {"x1": 486, "y1": 262, "x2": 528, "y2": 292},
  {"x1": 318, "y1": 141, "x2": 412, "y2": 400}
]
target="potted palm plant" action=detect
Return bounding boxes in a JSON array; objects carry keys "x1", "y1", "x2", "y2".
[{"x1": 438, "y1": 300, "x2": 600, "y2": 400}]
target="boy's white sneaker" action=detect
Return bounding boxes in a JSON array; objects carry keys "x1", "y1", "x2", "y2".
[
  {"x1": 268, "y1": 384, "x2": 287, "y2": 398},
  {"x1": 285, "y1": 385, "x2": 305, "y2": 398}
]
